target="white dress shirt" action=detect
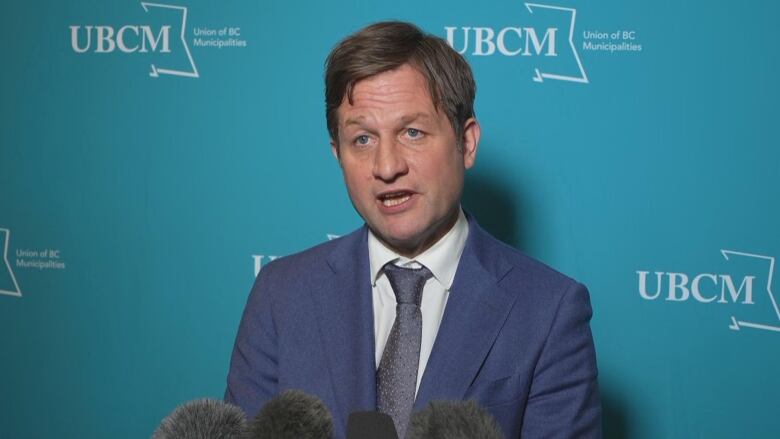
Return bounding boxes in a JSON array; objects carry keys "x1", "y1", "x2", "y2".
[{"x1": 368, "y1": 208, "x2": 469, "y2": 394}]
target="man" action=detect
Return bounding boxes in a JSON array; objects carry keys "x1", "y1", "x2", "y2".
[{"x1": 226, "y1": 21, "x2": 601, "y2": 438}]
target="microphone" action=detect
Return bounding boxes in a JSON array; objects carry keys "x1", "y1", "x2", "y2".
[
  {"x1": 151, "y1": 398, "x2": 246, "y2": 439},
  {"x1": 407, "y1": 400, "x2": 503, "y2": 439},
  {"x1": 245, "y1": 389, "x2": 333, "y2": 439},
  {"x1": 346, "y1": 411, "x2": 398, "y2": 439}
]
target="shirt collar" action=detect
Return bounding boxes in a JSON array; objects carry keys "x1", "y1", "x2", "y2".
[{"x1": 368, "y1": 208, "x2": 469, "y2": 290}]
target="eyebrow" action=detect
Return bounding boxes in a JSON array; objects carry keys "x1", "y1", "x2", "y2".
[
  {"x1": 343, "y1": 116, "x2": 367, "y2": 128},
  {"x1": 342, "y1": 112, "x2": 434, "y2": 128},
  {"x1": 398, "y1": 112, "x2": 434, "y2": 125}
]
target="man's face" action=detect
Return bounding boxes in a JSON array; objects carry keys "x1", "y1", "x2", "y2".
[{"x1": 332, "y1": 64, "x2": 479, "y2": 257}]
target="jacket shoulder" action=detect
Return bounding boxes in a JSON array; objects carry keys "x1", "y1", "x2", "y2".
[
  {"x1": 471, "y1": 224, "x2": 583, "y2": 301},
  {"x1": 254, "y1": 226, "x2": 364, "y2": 286}
]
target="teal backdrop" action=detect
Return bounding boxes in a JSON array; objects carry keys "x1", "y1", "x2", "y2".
[{"x1": 2, "y1": 1, "x2": 778, "y2": 438}]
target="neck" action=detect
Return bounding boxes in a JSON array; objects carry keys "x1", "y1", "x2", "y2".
[{"x1": 379, "y1": 207, "x2": 461, "y2": 259}]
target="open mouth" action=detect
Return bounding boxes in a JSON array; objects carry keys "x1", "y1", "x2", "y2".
[{"x1": 378, "y1": 191, "x2": 412, "y2": 207}]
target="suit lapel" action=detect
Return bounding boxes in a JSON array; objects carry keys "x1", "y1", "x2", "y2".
[
  {"x1": 310, "y1": 227, "x2": 376, "y2": 429},
  {"x1": 414, "y1": 220, "x2": 517, "y2": 408}
]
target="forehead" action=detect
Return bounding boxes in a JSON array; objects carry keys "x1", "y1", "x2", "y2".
[{"x1": 338, "y1": 64, "x2": 438, "y2": 124}]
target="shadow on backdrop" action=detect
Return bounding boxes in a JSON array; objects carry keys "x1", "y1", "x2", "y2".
[
  {"x1": 602, "y1": 386, "x2": 630, "y2": 439},
  {"x1": 462, "y1": 168, "x2": 525, "y2": 250}
]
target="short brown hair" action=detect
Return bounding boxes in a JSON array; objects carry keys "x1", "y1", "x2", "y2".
[{"x1": 325, "y1": 21, "x2": 476, "y2": 148}]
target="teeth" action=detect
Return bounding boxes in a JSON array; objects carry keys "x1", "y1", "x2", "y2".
[{"x1": 381, "y1": 194, "x2": 411, "y2": 207}]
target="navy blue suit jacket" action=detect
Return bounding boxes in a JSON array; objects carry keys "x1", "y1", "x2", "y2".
[{"x1": 226, "y1": 217, "x2": 601, "y2": 438}]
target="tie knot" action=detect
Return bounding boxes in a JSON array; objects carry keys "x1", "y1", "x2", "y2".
[{"x1": 383, "y1": 263, "x2": 433, "y2": 305}]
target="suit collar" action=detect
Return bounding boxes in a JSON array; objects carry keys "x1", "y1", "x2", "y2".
[
  {"x1": 414, "y1": 214, "x2": 518, "y2": 407},
  {"x1": 313, "y1": 227, "x2": 377, "y2": 429},
  {"x1": 326, "y1": 225, "x2": 368, "y2": 274}
]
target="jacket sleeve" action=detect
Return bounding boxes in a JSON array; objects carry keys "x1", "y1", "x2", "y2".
[
  {"x1": 520, "y1": 282, "x2": 602, "y2": 438},
  {"x1": 224, "y1": 261, "x2": 280, "y2": 419}
]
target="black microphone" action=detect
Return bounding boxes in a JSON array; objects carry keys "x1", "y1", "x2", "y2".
[
  {"x1": 346, "y1": 411, "x2": 398, "y2": 439},
  {"x1": 407, "y1": 400, "x2": 503, "y2": 439},
  {"x1": 151, "y1": 398, "x2": 247, "y2": 439},
  {"x1": 245, "y1": 389, "x2": 333, "y2": 439}
]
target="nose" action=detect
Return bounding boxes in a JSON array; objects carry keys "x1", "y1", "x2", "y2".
[{"x1": 372, "y1": 138, "x2": 408, "y2": 182}]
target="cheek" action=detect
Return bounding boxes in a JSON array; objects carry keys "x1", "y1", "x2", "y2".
[
  {"x1": 432, "y1": 163, "x2": 464, "y2": 201},
  {"x1": 342, "y1": 166, "x2": 372, "y2": 201}
]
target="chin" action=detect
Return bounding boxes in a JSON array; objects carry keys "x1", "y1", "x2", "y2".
[
  {"x1": 377, "y1": 230, "x2": 421, "y2": 248},
  {"x1": 373, "y1": 224, "x2": 430, "y2": 253}
]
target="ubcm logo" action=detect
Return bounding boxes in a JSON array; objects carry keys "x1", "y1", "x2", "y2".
[
  {"x1": 0, "y1": 228, "x2": 22, "y2": 298},
  {"x1": 70, "y1": 2, "x2": 199, "y2": 78},
  {"x1": 637, "y1": 250, "x2": 778, "y2": 334},
  {"x1": 445, "y1": 2, "x2": 588, "y2": 84}
]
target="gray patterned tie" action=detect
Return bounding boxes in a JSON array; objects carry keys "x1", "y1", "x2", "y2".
[{"x1": 376, "y1": 262, "x2": 433, "y2": 439}]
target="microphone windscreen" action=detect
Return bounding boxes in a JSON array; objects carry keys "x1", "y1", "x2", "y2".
[
  {"x1": 246, "y1": 389, "x2": 333, "y2": 439},
  {"x1": 346, "y1": 411, "x2": 398, "y2": 439},
  {"x1": 407, "y1": 400, "x2": 503, "y2": 439},
  {"x1": 152, "y1": 398, "x2": 246, "y2": 439}
]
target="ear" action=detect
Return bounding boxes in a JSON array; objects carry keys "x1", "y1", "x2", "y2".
[
  {"x1": 330, "y1": 139, "x2": 340, "y2": 162},
  {"x1": 461, "y1": 117, "x2": 480, "y2": 169}
]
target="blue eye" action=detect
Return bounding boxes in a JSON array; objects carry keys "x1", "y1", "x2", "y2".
[
  {"x1": 355, "y1": 135, "x2": 370, "y2": 145},
  {"x1": 407, "y1": 128, "x2": 421, "y2": 138}
]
